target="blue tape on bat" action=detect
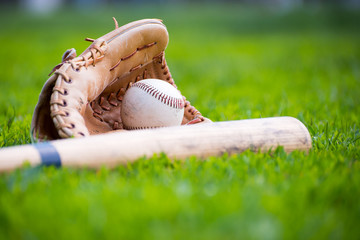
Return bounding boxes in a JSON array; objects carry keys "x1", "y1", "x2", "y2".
[{"x1": 35, "y1": 142, "x2": 62, "y2": 167}]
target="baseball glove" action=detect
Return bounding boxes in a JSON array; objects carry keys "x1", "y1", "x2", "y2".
[{"x1": 31, "y1": 18, "x2": 211, "y2": 141}]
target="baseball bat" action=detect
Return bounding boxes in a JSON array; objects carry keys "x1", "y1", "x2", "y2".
[{"x1": 0, "y1": 117, "x2": 312, "y2": 172}]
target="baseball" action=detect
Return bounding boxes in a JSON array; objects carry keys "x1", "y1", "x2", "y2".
[{"x1": 121, "y1": 79, "x2": 185, "y2": 129}]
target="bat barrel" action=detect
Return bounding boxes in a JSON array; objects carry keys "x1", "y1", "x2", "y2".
[{"x1": 0, "y1": 117, "x2": 312, "y2": 172}]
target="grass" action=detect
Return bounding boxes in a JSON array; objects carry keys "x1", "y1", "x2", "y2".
[{"x1": 0, "y1": 3, "x2": 359, "y2": 239}]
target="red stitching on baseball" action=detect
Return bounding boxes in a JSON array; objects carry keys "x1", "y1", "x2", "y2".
[
  {"x1": 125, "y1": 125, "x2": 164, "y2": 130},
  {"x1": 131, "y1": 81, "x2": 184, "y2": 109}
]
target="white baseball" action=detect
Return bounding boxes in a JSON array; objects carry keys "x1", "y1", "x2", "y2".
[{"x1": 121, "y1": 79, "x2": 185, "y2": 129}]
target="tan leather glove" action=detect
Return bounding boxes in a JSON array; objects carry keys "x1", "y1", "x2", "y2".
[{"x1": 31, "y1": 18, "x2": 211, "y2": 141}]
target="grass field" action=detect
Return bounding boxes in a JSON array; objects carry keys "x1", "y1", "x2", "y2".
[{"x1": 0, "y1": 3, "x2": 359, "y2": 239}]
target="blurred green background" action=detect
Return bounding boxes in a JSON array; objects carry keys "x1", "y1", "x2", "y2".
[{"x1": 0, "y1": 0, "x2": 359, "y2": 239}]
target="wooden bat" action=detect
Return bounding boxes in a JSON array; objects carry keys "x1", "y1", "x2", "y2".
[{"x1": 0, "y1": 117, "x2": 312, "y2": 172}]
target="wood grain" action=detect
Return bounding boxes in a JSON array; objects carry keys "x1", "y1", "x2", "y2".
[{"x1": 0, "y1": 117, "x2": 312, "y2": 172}]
